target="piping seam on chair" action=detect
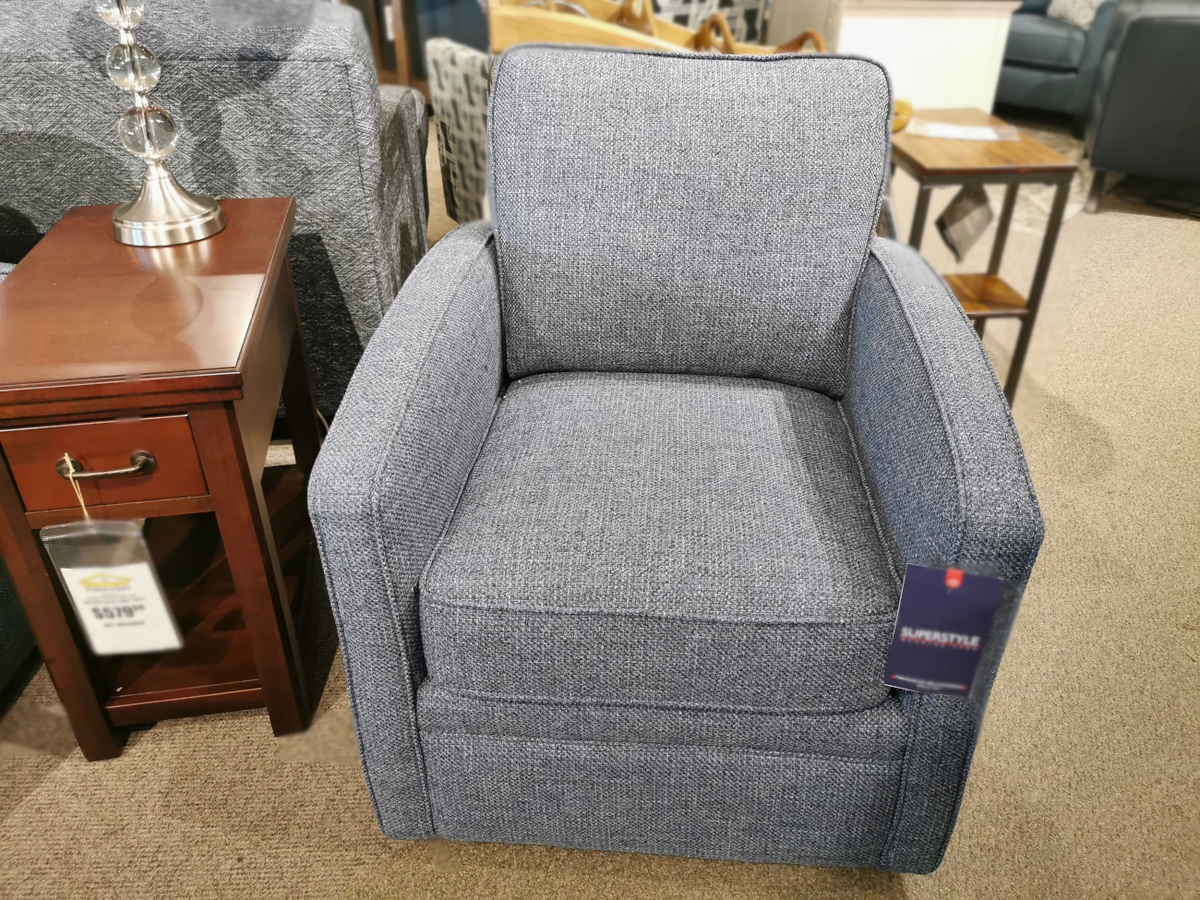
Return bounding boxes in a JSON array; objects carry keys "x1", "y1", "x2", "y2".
[
  {"x1": 308, "y1": 514, "x2": 395, "y2": 833},
  {"x1": 837, "y1": 399, "x2": 904, "y2": 590},
  {"x1": 880, "y1": 693, "x2": 928, "y2": 868},
  {"x1": 870, "y1": 245, "x2": 971, "y2": 565},
  {"x1": 894, "y1": 243, "x2": 1043, "y2": 581},
  {"x1": 421, "y1": 729, "x2": 903, "y2": 768},
  {"x1": 420, "y1": 596, "x2": 899, "y2": 627},
  {"x1": 421, "y1": 685, "x2": 896, "y2": 719}
]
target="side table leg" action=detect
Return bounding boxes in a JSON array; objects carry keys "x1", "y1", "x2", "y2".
[
  {"x1": 988, "y1": 183, "x2": 1019, "y2": 276},
  {"x1": 0, "y1": 453, "x2": 123, "y2": 760},
  {"x1": 977, "y1": 184, "x2": 1020, "y2": 341},
  {"x1": 1005, "y1": 180, "x2": 1070, "y2": 402},
  {"x1": 190, "y1": 403, "x2": 309, "y2": 735},
  {"x1": 1085, "y1": 170, "x2": 1106, "y2": 213},
  {"x1": 908, "y1": 185, "x2": 933, "y2": 251},
  {"x1": 276, "y1": 261, "x2": 322, "y2": 476}
]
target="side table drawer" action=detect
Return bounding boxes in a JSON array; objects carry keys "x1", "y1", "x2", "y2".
[{"x1": 0, "y1": 414, "x2": 208, "y2": 512}]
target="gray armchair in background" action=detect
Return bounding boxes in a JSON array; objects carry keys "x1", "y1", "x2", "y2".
[
  {"x1": 996, "y1": 0, "x2": 1120, "y2": 123},
  {"x1": 310, "y1": 46, "x2": 1044, "y2": 873},
  {"x1": 0, "y1": 0, "x2": 428, "y2": 416},
  {"x1": 1084, "y1": 0, "x2": 1200, "y2": 208}
]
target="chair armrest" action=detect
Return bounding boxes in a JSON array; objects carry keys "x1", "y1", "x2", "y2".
[
  {"x1": 308, "y1": 221, "x2": 502, "y2": 838},
  {"x1": 844, "y1": 237, "x2": 1043, "y2": 588},
  {"x1": 844, "y1": 238, "x2": 1043, "y2": 873},
  {"x1": 378, "y1": 84, "x2": 431, "y2": 308}
]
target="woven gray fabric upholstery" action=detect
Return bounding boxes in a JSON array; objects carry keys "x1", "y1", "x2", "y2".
[
  {"x1": 0, "y1": 0, "x2": 428, "y2": 415},
  {"x1": 312, "y1": 47, "x2": 1043, "y2": 874},
  {"x1": 422, "y1": 731, "x2": 902, "y2": 865},
  {"x1": 488, "y1": 46, "x2": 891, "y2": 393},
  {"x1": 309, "y1": 221, "x2": 501, "y2": 838},
  {"x1": 844, "y1": 238, "x2": 1043, "y2": 588},
  {"x1": 843, "y1": 237, "x2": 1044, "y2": 873},
  {"x1": 421, "y1": 371, "x2": 897, "y2": 714},
  {"x1": 417, "y1": 681, "x2": 909, "y2": 758}
]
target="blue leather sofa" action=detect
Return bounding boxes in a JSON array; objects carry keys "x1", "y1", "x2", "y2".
[
  {"x1": 996, "y1": 0, "x2": 1120, "y2": 121},
  {"x1": 1084, "y1": 0, "x2": 1200, "y2": 207}
]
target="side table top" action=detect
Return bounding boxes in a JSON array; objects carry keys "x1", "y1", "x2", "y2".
[
  {"x1": 892, "y1": 108, "x2": 1079, "y2": 178},
  {"x1": 0, "y1": 198, "x2": 294, "y2": 415}
]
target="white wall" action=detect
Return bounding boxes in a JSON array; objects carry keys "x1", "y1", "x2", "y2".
[{"x1": 837, "y1": 0, "x2": 1019, "y2": 111}]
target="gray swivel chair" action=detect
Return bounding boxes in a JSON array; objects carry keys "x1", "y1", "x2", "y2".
[
  {"x1": 310, "y1": 46, "x2": 1044, "y2": 873},
  {"x1": 0, "y1": 0, "x2": 429, "y2": 416},
  {"x1": 996, "y1": 0, "x2": 1120, "y2": 123}
]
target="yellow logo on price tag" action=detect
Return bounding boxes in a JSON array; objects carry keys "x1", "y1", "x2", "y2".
[{"x1": 79, "y1": 572, "x2": 133, "y2": 589}]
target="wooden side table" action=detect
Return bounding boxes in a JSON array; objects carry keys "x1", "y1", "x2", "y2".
[
  {"x1": 891, "y1": 108, "x2": 1079, "y2": 402},
  {"x1": 0, "y1": 199, "x2": 322, "y2": 760}
]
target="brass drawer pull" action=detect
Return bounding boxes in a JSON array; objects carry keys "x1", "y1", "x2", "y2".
[{"x1": 56, "y1": 451, "x2": 157, "y2": 481}]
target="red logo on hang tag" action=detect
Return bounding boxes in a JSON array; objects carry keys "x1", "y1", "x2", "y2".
[{"x1": 945, "y1": 568, "x2": 964, "y2": 589}]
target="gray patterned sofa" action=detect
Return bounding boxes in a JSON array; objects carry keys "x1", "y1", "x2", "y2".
[
  {"x1": 427, "y1": 38, "x2": 490, "y2": 223},
  {"x1": 310, "y1": 46, "x2": 1044, "y2": 872},
  {"x1": 0, "y1": 0, "x2": 428, "y2": 416}
]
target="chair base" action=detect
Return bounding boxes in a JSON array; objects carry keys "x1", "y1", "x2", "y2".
[{"x1": 420, "y1": 728, "x2": 902, "y2": 868}]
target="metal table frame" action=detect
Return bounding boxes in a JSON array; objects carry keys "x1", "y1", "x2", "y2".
[{"x1": 901, "y1": 168, "x2": 1073, "y2": 403}]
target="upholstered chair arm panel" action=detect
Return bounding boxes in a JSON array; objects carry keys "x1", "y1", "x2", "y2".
[
  {"x1": 308, "y1": 221, "x2": 502, "y2": 838},
  {"x1": 844, "y1": 237, "x2": 1043, "y2": 587},
  {"x1": 378, "y1": 85, "x2": 430, "y2": 307},
  {"x1": 843, "y1": 237, "x2": 1043, "y2": 873}
]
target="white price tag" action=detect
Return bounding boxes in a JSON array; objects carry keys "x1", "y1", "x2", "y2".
[{"x1": 60, "y1": 561, "x2": 183, "y2": 656}]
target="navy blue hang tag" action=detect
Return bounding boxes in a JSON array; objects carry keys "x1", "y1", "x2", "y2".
[{"x1": 884, "y1": 564, "x2": 1005, "y2": 696}]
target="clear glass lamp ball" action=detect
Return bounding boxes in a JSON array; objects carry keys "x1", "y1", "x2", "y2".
[
  {"x1": 118, "y1": 105, "x2": 178, "y2": 160},
  {"x1": 105, "y1": 43, "x2": 160, "y2": 92},
  {"x1": 96, "y1": 0, "x2": 145, "y2": 28}
]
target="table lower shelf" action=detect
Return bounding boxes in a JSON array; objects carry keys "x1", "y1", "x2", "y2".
[
  {"x1": 944, "y1": 274, "x2": 1028, "y2": 320},
  {"x1": 100, "y1": 465, "x2": 311, "y2": 727}
]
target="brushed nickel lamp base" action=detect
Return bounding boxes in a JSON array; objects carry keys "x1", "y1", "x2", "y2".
[{"x1": 113, "y1": 160, "x2": 227, "y2": 247}]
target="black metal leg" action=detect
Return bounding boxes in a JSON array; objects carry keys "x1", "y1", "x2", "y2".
[
  {"x1": 988, "y1": 183, "x2": 1019, "y2": 275},
  {"x1": 1005, "y1": 179, "x2": 1071, "y2": 402},
  {"x1": 909, "y1": 185, "x2": 933, "y2": 251},
  {"x1": 1085, "y1": 169, "x2": 1105, "y2": 213},
  {"x1": 975, "y1": 319, "x2": 987, "y2": 338},
  {"x1": 878, "y1": 163, "x2": 900, "y2": 240},
  {"x1": 878, "y1": 196, "x2": 900, "y2": 240}
]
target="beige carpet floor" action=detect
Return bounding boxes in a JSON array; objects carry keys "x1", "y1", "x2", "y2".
[{"x1": 2, "y1": 131, "x2": 1198, "y2": 900}]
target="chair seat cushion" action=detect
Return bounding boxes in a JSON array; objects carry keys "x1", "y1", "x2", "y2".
[
  {"x1": 419, "y1": 372, "x2": 900, "y2": 714},
  {"x1": 1005, "y1": 12, "x2": 1087, "y2": 71}
]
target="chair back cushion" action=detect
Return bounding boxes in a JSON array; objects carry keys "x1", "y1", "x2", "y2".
[{"x1": 488, "y1": 45, "x2": 891, "y2": 394}]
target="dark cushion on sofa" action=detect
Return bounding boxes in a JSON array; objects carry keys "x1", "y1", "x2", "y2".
[
  {"x1": 419, "y1": 371, "x2": 899, "y2": 715},
  {"x1": 1005, "y1": 12, "x2": 1088, "y2": 70}
]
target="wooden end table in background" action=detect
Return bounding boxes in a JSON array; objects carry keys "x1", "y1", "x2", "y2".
[
  {"x1": 0, "y1": 199, "x2": 321, "y2": 760},
  {"x1": 891, "y1": 108, "x2": 1079, "y2": 402}
]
